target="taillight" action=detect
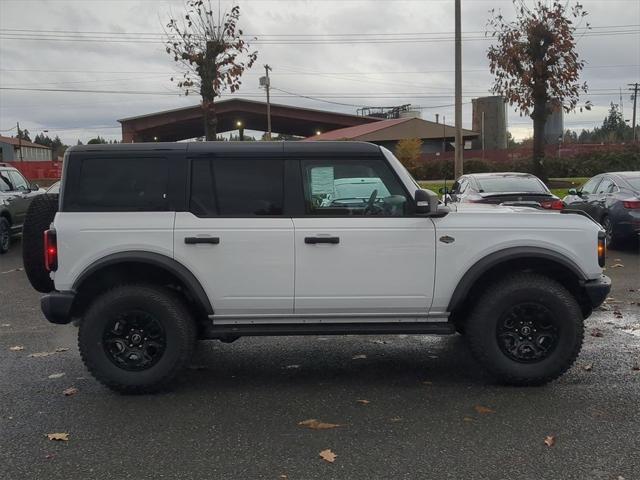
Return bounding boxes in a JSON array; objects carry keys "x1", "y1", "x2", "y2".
[
  {"x1": 622, "y1": 198, "x2": 640, "y2": 209},
  {"x1": 597, "y1": 231, "x2": 606, "y2": 267},
  {"x1": 44, "y1": 229, "x2": 58, "y2": 272},
  {"x1": 541, "y1": 199, "x2": 565, "y2": 210}
]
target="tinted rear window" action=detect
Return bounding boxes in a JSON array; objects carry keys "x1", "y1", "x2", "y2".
[
  {"x1": 476, "y1": 176, "x2": 548, "y2": 193},
  {"x1": 65, "y1": 157, "x2": 169, "y2": 211},
  {"x1": 190, "y1": 158, "x2": 284, "y2": 216}
]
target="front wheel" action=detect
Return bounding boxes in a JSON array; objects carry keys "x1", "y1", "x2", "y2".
[
  {"x1": 0, "y1": 217, "x2": 10, "y2": 254},
  {"x1": 466, "y1": 273, "x2": 584, "y2": 386},
  {"x1": 79, "y1": 284, "x2": 196, "y2": 394}
]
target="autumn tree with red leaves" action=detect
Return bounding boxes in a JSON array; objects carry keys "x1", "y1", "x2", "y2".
[
  {"x1": 487, "y1": 1, "x2": 590, "y2": 180},
  {"x1": 165, "y1": 1, "x2": 257, "y2": 140}
]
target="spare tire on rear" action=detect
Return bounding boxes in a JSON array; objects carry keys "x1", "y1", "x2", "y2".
[{"x1": 22, "y1": 194, "x2": 59, "y2": 293}]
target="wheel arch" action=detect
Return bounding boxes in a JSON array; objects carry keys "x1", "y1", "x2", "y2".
[
  {"x1": 0, "y1": 208, "x2": 11, "y2": 225},
  {"x1": 447, "y1": 247, "x2": 591, "y2": 318},
  {"x1": 71, "y1": 251, "x2": 213, "y2": 318}
]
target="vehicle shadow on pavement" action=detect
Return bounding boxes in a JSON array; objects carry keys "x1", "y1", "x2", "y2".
[{"x1": 177, "y1": 334, "x2": 489, "y2": 392}]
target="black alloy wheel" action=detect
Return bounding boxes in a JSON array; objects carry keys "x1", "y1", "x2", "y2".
[
  {"x1": 496, "y1": 303, "x2": 559, "y2": 363},
  {"x1": 103, "y1": 310, "x2": 167, "y2": 371}
]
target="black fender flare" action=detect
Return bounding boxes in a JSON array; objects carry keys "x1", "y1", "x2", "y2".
[
  {"x1": 447, "y1": 246, "x2": 589, "y2": 313},
  {"x1": 72, "y1": 251, "x2": 213, "y2": 314}
]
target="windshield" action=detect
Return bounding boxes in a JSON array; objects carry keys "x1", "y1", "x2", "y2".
[{"x1": 476, "y1": 176, "x2": 548, "y2": 193}]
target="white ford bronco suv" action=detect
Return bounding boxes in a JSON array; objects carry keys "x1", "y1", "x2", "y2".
[{"x1": 24, "y1": 141, "x2": 611, "y2": 393}]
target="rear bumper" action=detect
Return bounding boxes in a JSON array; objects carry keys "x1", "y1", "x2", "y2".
[
  {"x1": 583, "y1": 275, "x2": 611, "y2": 308},
  {"x1": 41, "y1": 291, "x2": 75, "y2": 325}
]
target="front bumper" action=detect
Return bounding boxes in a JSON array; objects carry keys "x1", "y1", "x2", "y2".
[
  {"x1": 583, "y1": 275, "x2": 611, "y2": 308},
  {"x1": 41, "y1": 291, "x2": 75, "y2": 324}
]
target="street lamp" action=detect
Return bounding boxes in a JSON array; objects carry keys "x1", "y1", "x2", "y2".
[{"x1": 236, "y1": 121, "x2": 244, "y2": 141}]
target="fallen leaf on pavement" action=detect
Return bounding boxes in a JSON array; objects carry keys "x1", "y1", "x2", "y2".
[
  {"x1": 352, "y1": 354, "x2": 367, "y2": 360},
  {"x1": 29, "y1": 348, "x2": 69, "y2": 358},
  {"x1": 390, "y1": 416, "x2": 402, "y2": 422},
  {"x1": 610, "y1": 263, "x2": 624, "y2": 268},
  {"x1": 47, "y1": 433, "x2": 69, "y2": 442},
  {"x1": 614, "y1": 258, "x2": 622, "y2": 262},
  {"x1": 1, "y1": 323, "x2": 10, "y2": 327},
  {"x1": 283, "y1": 364, "x2": 300, "y2": 369},
  {"x1": 356, "y1": 399, "x2": 370, "y2": 405},
  {"x1": 583, "y1": 363, "x2": 593, "y2": 371},
  {"x1": 590, "y1": 328, "x2": 604, "y2": 338},
  {"x1": 463, "y1": 416, "x2": 474, "y2": 422},
  {"x1": 632, "y1": 361, "x2": 640, "y2": 372},
  {"x1": 45, "y1": 453, "x2": 55, "y2": 460},
  {"x1": 62, "y1": 387, "x2": 78, "y2": 397},
  {"x1": 48, "y1": 373, "x2": 65, "y2": 379},
  {"x1": 298, "y1": 419, "x2": 341, "y2": 430},
  {"x1": 319, "y1": 449, "x2": 337, "y2": 463},
  {"x1": 474, "y1": 405, "x2": 495, "y2": 415},
  {"x1": 9, "y1": 346, "x2": 24, "y2": 351},
  {"x1": 544, "y1": 435, "x2": 556, "y2": 447}
]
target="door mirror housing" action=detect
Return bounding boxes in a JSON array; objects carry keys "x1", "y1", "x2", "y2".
[
  {"x1": 414, "y1": 188, "x2": 447, "y2": 217},
  {"x1": 567, "y1": 188, "x2": 578, "y2": 196},
  {"x1": 30, "y1": 183, "x2": 40, "y2": 191}
]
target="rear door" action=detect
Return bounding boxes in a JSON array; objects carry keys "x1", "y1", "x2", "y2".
[
  {"x1": 292, "y1": 156, "x2": 436, "y2": 315},
  {"x1": 173, "y1": 155, "x2": 294, "y2": 316}
]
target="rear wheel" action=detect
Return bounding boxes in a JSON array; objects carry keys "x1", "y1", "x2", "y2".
[
  {"x1": 0, "y1": 217, "x2": 10, "y2": 254},
  {"x1": 466, "y1": 273, "x2": 583, "y2": 386},
  {"x1": 22, "y1": 194, "x2": 58, "y2": 292},
  {"x1": 79, "y1": 284, "x2": 196, "y2": 394}
]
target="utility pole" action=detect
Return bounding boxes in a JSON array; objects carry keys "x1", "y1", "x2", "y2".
[
  {"x1": 454, "y1": 0, "x2": 463, "y2": 178},
  {"x1": 264, "y1": 65, "x2": 272, "y2": 141},
  {"x1": 629, "y1": 83, "x2": 639, "y2": 142},
  {"x1": 16, "y1": 121, "x2": 23, "y2": 161},
  {"x1": 442, "y1": 115, "x2": 446, "y2": 153}
]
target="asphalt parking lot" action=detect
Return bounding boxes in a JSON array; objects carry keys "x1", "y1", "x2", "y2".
[{"x1": 1, "y1": 239, "x2": 639, "y2": 480}]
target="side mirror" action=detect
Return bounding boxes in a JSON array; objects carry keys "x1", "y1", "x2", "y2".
[
  {"x1": 31, "y1": 183, "x2": 40, "y2": 191},
  {"x1": 567, "y1": 188, "x2": 581, "y2": 196},
  {"x1": 415, "y1": 189, "x2": 439, "y2": 215}
]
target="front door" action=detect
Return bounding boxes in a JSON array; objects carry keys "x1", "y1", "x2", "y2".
[
  {"x1": 292, "y1": 157, "x2": 436, "y2": 315},
  {"x1": 174, "y1": 156, "x2": 294, "y2": 316}
]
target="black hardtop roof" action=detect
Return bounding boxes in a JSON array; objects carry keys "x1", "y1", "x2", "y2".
[{"x1": 67, "y1": 141, "x2": 381, "y2": 156}]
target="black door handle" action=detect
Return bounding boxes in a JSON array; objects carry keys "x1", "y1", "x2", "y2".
[
  {"x1": 184, "y1": 236, "x2": 220, "y2": 245},
  {"x1": 304, "y1": 236, "x2": 340, "y2": 244}
]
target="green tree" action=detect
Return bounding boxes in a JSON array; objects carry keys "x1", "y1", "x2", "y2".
[
  {"x1": 165, "y1": 1, "x2": 257, "y2": 141},
  {"x1": 87, "y1": 136, "x2": 108, "y2": 144},
  {"x1": 487, "y1": 1, "x2": 590, "y2": 181}
]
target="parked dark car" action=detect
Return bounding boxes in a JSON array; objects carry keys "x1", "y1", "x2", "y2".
[
  {"x1": 0, "y1": 163, "x2": 45, "y2": 254},
  {"x1": 563, "y1": 172, "x2": 640, "y2": 246},
  {"x1": 443, "y1": 172, "x2": 564, "y2": 210}
]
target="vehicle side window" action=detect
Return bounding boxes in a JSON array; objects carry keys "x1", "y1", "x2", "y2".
[
  {"x1": 0, "y1": 171, "x2": 13, "y2": 192},
  {"x1": 8, "y1": 170, "x2": 28, "y2": 191},
  {"x1": 301, "y1": 158, "x2": 409, "y2": 217},
  {"x1": 581, "y1": 177, "x2": 601, "y2": 194},
  {"x1": 65, "y1": 156, "x2": 169, "y2": 212},
  {"x1": 458, "y1": 179, "x2": 469, "y2": 193},
  {"x1": 190, "y1": 158, "x2": 284, "y2": 217},
  {"x1": 596, "y1": 178, "x2": 614, "y2": 194}
]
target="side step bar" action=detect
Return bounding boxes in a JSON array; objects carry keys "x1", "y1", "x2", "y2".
[{"x1": 202, "y1": 322, "x2": 455, "y2": 339}]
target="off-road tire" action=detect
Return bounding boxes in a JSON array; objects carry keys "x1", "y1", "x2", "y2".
[
  {"x1": 79, "y1": 284, "x2": 197, "y2": 394},
  {"x1": 0, "y1": 216, "x2": 10, "y2": 254},
  {"x1": 22, "y1": 194, "x2": 58, "y2": 292},
  {"x1": 466, "y1": 273, "x2": 584, "y2": 386}
]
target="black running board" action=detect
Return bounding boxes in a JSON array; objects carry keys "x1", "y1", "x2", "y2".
[{"x1": 202, "y1": 322, "x2": 455, "y2": 339}]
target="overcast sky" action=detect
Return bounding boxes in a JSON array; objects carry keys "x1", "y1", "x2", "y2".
[{"x1": 0, "y1": 0, "x2": 638, "y2": 144}]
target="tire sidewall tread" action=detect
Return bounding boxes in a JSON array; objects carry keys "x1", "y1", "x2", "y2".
[
  {"x1": 465, "y1": 273, "x2": 584, "y2": 386},
  {"x1": 78, "y1": 284, "x2": 196, "y2": 394}
]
